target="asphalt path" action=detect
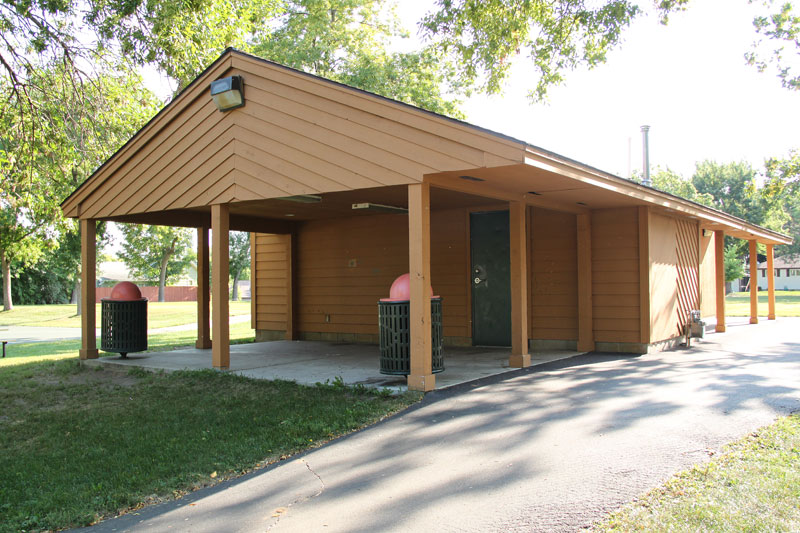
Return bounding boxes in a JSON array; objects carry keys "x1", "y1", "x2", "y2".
[{"x1": 79, "y1": 318, "x2": 800, "y2": 532}]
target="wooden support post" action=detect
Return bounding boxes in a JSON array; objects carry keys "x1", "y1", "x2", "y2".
[
  {"x1": 196, "y1": 226, "x2": 212, "y2": 349},
  {"x1": 714, "y1": 230, "x2": 726, "y2": 332},
  {"x1": 250, "y1": 232, "x2": 257, "y2": 330},
  {"x1": 509, "y1": 200, "x2": 530, "y2": 368},
  {"x1": 79, "y1": 219, "x2": 98, "y2": 360},
  {"x1": 767, "y1": 243, "x2": 776, "y2": 320},
  {"x1": 577, "y1": 213, "x2": 595, "y2": 352},
  {"x1": 407, "y1": 183, "x2": 434, "y2": 392},
  {"x1": 638, "y1": 207, "x2": 651, "y2": 345},
  {"x1": 286, "y1": 232, "x2": 297, "y2": 340},
  {"x1": 212, "y1": 204, "x2": 230, "y2": 369},
  {"x1": 749, "y1": 239, "x2": 758, "y2": 324}
]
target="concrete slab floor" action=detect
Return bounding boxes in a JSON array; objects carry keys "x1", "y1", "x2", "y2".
[{"x1": 83, "y1": 341, "x2": 582, "y2": 391}]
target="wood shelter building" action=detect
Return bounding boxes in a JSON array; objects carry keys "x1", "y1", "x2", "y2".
[{"x1": 62, "y1": 49, "x2": 792, "y2": 391}]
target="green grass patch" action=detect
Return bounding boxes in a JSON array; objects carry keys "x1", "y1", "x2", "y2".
[
  {"x1": 0, "y1": 321, "x2": 255, "y2": 367},
  {"x1": 0, "y1": 301, "x2": 251, "y2": 329},
  {"x1": 0, "y1": 360, "x2": 420, "y2": 532},
  {"x1": 725, "y1": 291, "x2": 800, "y2": 317},
  {"x1": 597, "y1": 413, "x2": 800, "y2": 532}
]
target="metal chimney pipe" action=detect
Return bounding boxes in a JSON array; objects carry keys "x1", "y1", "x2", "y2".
[{"x1": 641, "y1": 125, "x2": 651, "y2": 187}]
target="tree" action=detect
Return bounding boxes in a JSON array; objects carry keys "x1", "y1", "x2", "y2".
[
  {"x1": 647, "y1": 167, "x2": 715, "y2": 206},
  {"x1": 229, "y1": 232, "x2": 250, "y2": 301},
  {"x1": 763, "y1": 150, "x2": 800, "y2": 256},
  {"x1": 117, "y1": 224, "x2": 194, "y2": 302},
  {"x1": 747, "y1": 1, "x2": 800, "y2": 91},
  {"x1": 420, "y1": 0, "x2": 690, "y2": 101},
  {"x1": 253, "y1": 0, "x2": 465, "y2": 116},
  {"x1": 0, "y1": 61, "x2": 160, "y2": 311}
]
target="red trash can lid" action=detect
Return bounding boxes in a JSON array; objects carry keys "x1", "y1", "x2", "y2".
[{"x1": 109, "y1": 281, "x2": 144, "y2": 301}]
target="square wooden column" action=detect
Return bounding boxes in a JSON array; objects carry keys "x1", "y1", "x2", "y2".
[
  {"x1": 212, "y1": 204, "x2": 230, "y2": 369},
  {"x1": 767, "y1": 243, "x2": 776, "y2": 320},
  {"x1": 196, "y1": 226, "x2": 212, "y2": 349},
  {"x1": 714, "y1": 230, "x2": 726, "y2": 332},
  {"x1": 79, "y1": 219, "x2": 98, "y2": 360},
  {"x1": 286, "y1": 232, "x2": 297, "y2": 340},
  {"x1": 407, "y1": 183, "x2": 434, "y2": 392},
  {"x1": 509, "y1": 200, "x2": 530, "y2": 368},
  {"x1": 749, "y1": 239, "x2": 759, "y2": 324},
  {"x1": 577, "y1": 213, "x2": 595, "y2": 352}
]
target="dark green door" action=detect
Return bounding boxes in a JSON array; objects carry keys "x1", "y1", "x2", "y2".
[{"x1": 470, "y1": 210, "x2": 511, "y2": 346}]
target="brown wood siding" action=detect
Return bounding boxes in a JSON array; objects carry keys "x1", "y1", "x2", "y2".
[
  {"x1": 591, "y1": 208, "x2": 641, "y2": 343},
  {"x1": 648, "y1": 212, "x2": 679, "y2": 342},
  {"x1": 253, "y1": 233, "x2": 288, "y2": 331},
  {"x1": 529, "y1": 208, "x2": 578, "y2": 340},
  {"x1": 699, "y1": 229, "x2": 717, "y2": 318},
  {"x1": 254, "y1": 209, "x2": 469, "y2": 339},
  {"x1": 675, "y1": 218, "x2": 700, "y2": 332}
]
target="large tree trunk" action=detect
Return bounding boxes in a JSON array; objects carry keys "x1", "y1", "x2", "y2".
[
  {"x1": 231, "y1": 273, "x2": 240, "y2": 301},
  {"x1": 73, "y1": 279, "x2": 82, "y2": 316},
  {"x1": 1, "y1": 250, "x2": 12, "y2": 311}
]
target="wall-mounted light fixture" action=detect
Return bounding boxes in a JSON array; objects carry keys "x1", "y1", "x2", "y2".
[{"x1": 210, "y1": 75, "x2": 245, "y2": 112}]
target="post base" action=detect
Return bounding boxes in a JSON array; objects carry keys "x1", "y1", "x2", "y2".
[
  {"x1": 79, "y1": 348, "x2": 99, "y2": 360},
  {"x1": 768, "y1": 315, "x2": 776, "y2": 320},
  {"x1": 576, "y1": 341, "x2": 595, "y2": 353},
  {"x1": 750, "y1": 317, "x2": 759, "y2": 324},
  {"x1": 715, "y1": 324, "x2": 726, "y2": 333},
  {"x1": 509, "y1": 353, "x2": 531, "y2": 368},
  {"x1": 196, "y1": 339, "x2": 212, "y2": 349},
  {"x1": 407, "y1": 373, "x2": 435, "y2": 392}
]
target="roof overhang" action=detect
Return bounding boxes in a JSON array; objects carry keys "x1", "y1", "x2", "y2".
[{"x1": 59, "y1": 48, "x2": 791, "y2": 247}]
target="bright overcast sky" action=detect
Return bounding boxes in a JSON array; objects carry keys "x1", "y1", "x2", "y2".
[{"x1": 448, "y1": 0, "x2": 800, "y2": 179}]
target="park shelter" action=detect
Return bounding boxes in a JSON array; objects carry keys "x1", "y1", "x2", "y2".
[{"x1": 61, "y1": 48, "x2": 791, "y2": 391}]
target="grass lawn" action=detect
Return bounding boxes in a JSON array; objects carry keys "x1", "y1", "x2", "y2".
[
  {"x1": 725, "y1": 291, "x2": 800, "y2": 317},
  {"x1": 0, "y1": 359, "x2": 420, "y2": 532},
  {"x1": 0, "y1": 300, "x2": 252, "y2": 329},
  {"x1": 596, "y1": 414, "x2": 800, "y2": 531},
  {"x1": 0, "y1": 320, "x2": 256, "y2": 367}
]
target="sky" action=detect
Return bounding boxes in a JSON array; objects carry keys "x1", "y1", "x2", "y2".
[
  {"x1": 410, "y1": 0, "x2": 800, "y2": 179},
  {"x1": 142, "y1": 0, "x2": 800, "y2": 180}
]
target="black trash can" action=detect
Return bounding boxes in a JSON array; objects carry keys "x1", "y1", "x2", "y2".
[
  {"x1": 101, "y1": 282, "x2": 148, "y2": 358},
  {"x1": 378, "y1": 297, "x2": 444, "y2": 375}
]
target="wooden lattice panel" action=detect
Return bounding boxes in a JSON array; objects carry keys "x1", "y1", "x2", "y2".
[{"x1": 675, "y1": 219, "x2": 700, "y2": 333}]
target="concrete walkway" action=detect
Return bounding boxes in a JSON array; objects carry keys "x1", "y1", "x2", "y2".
[{"x1": 79, "y1": 317, "x2": 800, "y2": 532}]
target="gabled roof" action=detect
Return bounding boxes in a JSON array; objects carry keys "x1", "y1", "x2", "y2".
[
  {"x1": 61, "y1": 48, "x2": 524, "y2": 220},
  {"x1": 61, "y1": 48, "x2": 791, "y2": 246}
]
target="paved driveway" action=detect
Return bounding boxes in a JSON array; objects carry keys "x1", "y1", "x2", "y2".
[{"x1": 82, "y1": 318, "x2": 800, "y2": 532}]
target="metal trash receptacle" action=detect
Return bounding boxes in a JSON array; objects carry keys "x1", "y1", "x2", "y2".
[{"x1": 101, "y1": 282, "x2": 148, "y2": 358}]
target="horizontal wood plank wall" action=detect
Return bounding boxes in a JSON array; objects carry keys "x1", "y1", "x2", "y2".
[
  {"x1": 254, "y1": 233, "x2": 289, "y2": 331},
  {"x1": 591, "y1": 208, "x2": 641, "y2": 343},
  {"x1": 698, "y1": 229, "x2": 717, "y2": 319},
  {"x1": 648, "y1": 212, "x2": 679, "y2": 343},
  {"x1": 255, "y1": 209, "x2": 469, "y2": 341},
  {"x1": 529, "y1": 208, "x2": 578, "y2": 340}
]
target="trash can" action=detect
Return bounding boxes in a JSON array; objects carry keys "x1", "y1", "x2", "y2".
[
  {"x1": 101, "y1": 281, "x2": 148, "y2": 358},
  {"x1": 378, "y1": 274, "x2": 444, "y2": 375}
]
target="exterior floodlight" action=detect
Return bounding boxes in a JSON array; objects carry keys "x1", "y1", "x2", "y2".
[{"x1": 210, "y1": 75, "x2": 244, "y2": 111}]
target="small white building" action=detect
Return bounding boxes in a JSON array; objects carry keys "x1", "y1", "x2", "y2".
[{"x1": 756, "y1": 255, "x2": 800, "y2": 291}]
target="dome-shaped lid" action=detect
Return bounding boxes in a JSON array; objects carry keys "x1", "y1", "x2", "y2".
[
  {"x1": 388, "y1": 273, "x2": 434, "y2": 300},
  {"x1": 109, "y1": 281, "x2": 143, "y2": 301}
]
